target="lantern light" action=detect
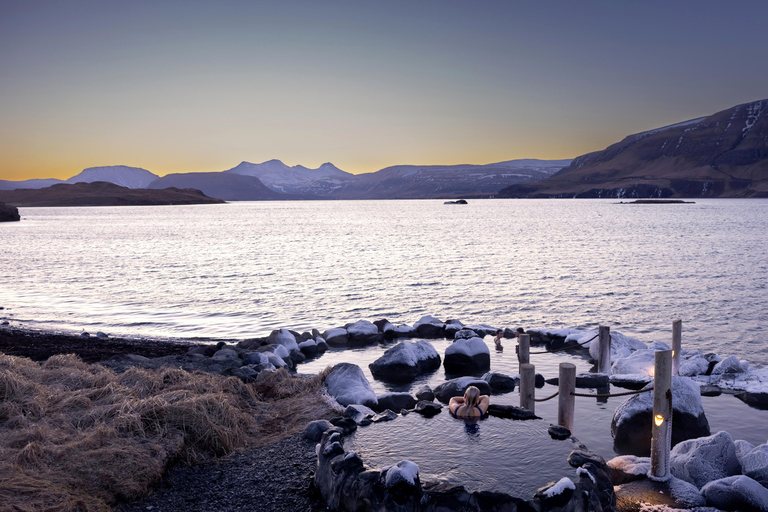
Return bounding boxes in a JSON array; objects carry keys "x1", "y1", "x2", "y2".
[{"x1": 654, "y1": 414, "x2": 664, "y2": 426}]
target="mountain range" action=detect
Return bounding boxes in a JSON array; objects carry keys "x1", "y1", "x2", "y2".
[
  {"x1": 499, "y1": 99, "x2": 768, "y2": 198},
  {"x1": 0, "y1": 159, "x2": 570, "y2": 201},
  {"x1": 3, "y1": 98, "x2": 766, "y2": 201}
]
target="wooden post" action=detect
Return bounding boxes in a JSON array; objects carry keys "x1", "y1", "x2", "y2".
[
  {"x1": 650, "y1": 349, "x2": 673, "y2": 480},
  {"x1": 520, "y1": 363, "x2": 535, "y2": 413},
  {"x1": 558, "y1": 363, "x2": 576, "y2": 432},
  {"x1": 518, "y1": 333, "x2": 530, "y2": 373},
  {"x1": 672, "y1": 319, "x2": 682, "y2": 375},
  {"x1": 598, "y1": 325, "x2": 611, "y2": 374}
]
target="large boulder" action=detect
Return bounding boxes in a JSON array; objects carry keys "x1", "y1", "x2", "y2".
[
  {"x1": 712, "y1": 355, "x2": 748, "y2": 375},
  {"x1": 346, "y1": 320, "x2": 379, "y2": 346},
  {"x1": 443, "y1": 319, "x2": 464, "y2": 338},
  {"x1": 413, "y1": 315, "x2": 445, "y2": 338},
  {"x1": 433, "y1": 377, "x2": 491, "y2": 403},
  {"x1": 670, "y1": 431, "x2": 741, "y2": 489},
  {"x1": 611, "y1": 349, "x2": 657, "y2": 377},
  {"x1": 324, "y1": 363, "x2": 378, "y2": 408},
  {"x1": 0, "y1": 201, "x2": 20, "y2": 222},
  {"x1": 373, "y1": 318, "x2": 396, "y2": 340},
  {"x1": 611, "y1": 376, "x2": 710, "y2": 456},
  {"x1": 266, "y1": 328, "x2": 299, "y2": 351},
  {"x1": 444, "y1": 337, "x2": 490, "y2": 373},
  {"x1": 454, "y1": 328, "x2": 479, "y2": 340},
  {"x1": 298, "y1": 339, "x2": 319, "y2": 358},
  {"x1": 701, "y1": 475, "x2": 768, "y2": 512},
  {"x1": 369, "y1": 340, "x2": 441, "y2": 382}
]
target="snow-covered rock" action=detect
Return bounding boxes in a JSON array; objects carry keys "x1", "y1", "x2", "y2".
[
  {"x1": 383, "y1": 460, "x2": 420, "y2": 489},
  {"x1": 346, "y1": 320, "x2": 379, "y2": 345},
  {"x1": 712, "y1": 355, "x2": 747, "y2": 375},
  {"x1": 368, "y1": 340, "x2": 441, "y2": 382},
  {"x1": 443, "y1": 319, "x2": 464, "y2": 338},
  {"x1": 701, "y1": 475, "x2": 768, "y2": 511},
  {"x1": 413, "y1": 315, "x2": 445, "y2": 338},
  {"x1": 741, "y1": 443, "x2": 768, "y2": 488},
  {"x1": 264, "y1": 352, "x2": 286, "y2": 368},
  {"x1": 393, "y1": 325, "x2": 416, "y2": 337},
  {"x1": 324, "y1": 363, "x2": 378, "y2": 408},
  {"x1": 589, "y1": 330, "x2": 647, "y2": 363},
  {"x1": 607, "y1": 455, "x2": 650, "y2": 484},
  {"x1": 298, "y1": 339, "x2": 319, "y2": 358},
  {"x1": 670, "y1": 431, "x2": 741, "y2": 489},
  {"x1": 323, "y1": 327, "x2": 348, "y2": 346},
  {"x1": 611, "y1": 349, "x2": 657, "y2": 377},
  {"x1": 692, "y1": 367, "x2": 768, "y2": 397},
  {"x1": 735, "y1": 440, "x2": 756, "y2": 464},
  {"x1": 444, "y1": 337, "x2": 490, "y2": 373},
  {"x1": 267, "y1": 328, "x2": 299, "y2": 351},
  {"x1": 679, "y1": 356, "x2": 710, "y2": 377},
  {"x1": 611, "y1": 376, "x2": 709, "y2": 456},
  {"x1": 454, "y1": 328, "x2": 479, "y2": 340},
  {"x1": 433, "y1": 377, "x2": 491, "y2": 403}
]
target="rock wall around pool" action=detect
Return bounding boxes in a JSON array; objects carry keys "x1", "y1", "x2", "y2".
[{"x1": 313, "y1": 417, "x2": 616, "y2": 511}]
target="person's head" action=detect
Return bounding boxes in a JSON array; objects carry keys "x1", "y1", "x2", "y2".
[
  {"x1": 464, "y1": 386, "x2": 481, "y2": 408},
  {"x1": 495, "y1": 329, "x2": 502, "y2": 336}
]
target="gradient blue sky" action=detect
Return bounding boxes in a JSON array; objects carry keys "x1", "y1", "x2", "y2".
[{"x1": 1, "y1": 0, "x2": 767, "y2": 180}]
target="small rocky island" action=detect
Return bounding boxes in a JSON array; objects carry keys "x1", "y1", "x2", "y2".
[
  {"x1": 0, "y1": 200, "x2": 20, "y2": 221},
  {"x1": 0, "y1": 181, "x2": 225, "y2": 207}
]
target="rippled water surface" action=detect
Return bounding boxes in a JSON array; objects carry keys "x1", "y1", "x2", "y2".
[
  {"x1": 2, "y1": 199, "x2": 767, "y2": 365},
  {"x1": 3, "y1": 199, "x2": 768, "y2": 458}
]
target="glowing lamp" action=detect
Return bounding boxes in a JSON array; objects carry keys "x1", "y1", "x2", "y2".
[
  {"x1": 654, "y1": 414, "x2": 664, "y2": 426},
  {"x1": 672, "y1": 350, "x2": 675, "y2": 357}
]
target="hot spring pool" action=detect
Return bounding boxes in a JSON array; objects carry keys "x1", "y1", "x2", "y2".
[
  {"x1": 345, "y1": 411, "x2": 583, "y2": 499},
  {"x1": 299, "y1": 335, "x2": 768, "y2": 459}
]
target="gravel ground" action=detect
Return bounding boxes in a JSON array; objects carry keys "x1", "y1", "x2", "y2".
[{"x1": 115, "y1": 435, "x2": 328, "y2": 512}]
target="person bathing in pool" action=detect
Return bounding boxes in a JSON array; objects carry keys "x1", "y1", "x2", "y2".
[{"x1": 448, "y1": 386, "x2": 490, "y2": 418}]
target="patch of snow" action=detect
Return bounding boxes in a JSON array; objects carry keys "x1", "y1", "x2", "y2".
[
  {"x1": 691, "y1": 367, "x2": 768, "y2": 394},
  {"x1": 712, "y1": 355, "x2": 746, "y2": 375},
  {"x1": 414, "y1": 315, "x2": 443, "y2": 328},
  {"x1": 576, "y1": 467, "x2": 596, "y2": 484},
  {"x1": 384, "y1": 460, "x2": 420, "y2": 488},
  {"x1": 588, "y1": 330, "x2": 647, "y2": 363},
  {"x1": 608, "y1": 455, "x2": 651, "y2": 478},
  {"x1": 543, "y1": 477, "x2": 575, "y2": 498}
]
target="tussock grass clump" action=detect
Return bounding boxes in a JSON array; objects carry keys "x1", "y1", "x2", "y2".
[{"x1": 0, "y1": 354, "x2": 334, "y2": 512}]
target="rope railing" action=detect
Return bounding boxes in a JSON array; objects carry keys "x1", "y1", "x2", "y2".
[
  {"x1": 527, "y1": 333, "x2": 599, "y2": 355},
  {"x1": 570, "y1": 385, "x2": 653, "y2": 398},
  {"x1": 532, "y1": 391, "x2": 559, "y2": 402}
]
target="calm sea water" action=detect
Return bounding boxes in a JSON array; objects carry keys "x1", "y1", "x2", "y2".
[
  {"x1": 2, "y1": 199, "x2": 767, "y2": 365},
  {"x1": 2, "y1": 199, "x2": 768, "y2": 457}
]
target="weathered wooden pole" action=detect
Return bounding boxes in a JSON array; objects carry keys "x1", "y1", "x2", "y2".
[
  {"x1": 518, "y1": 333, "x2": 530, "y2": 373},
  {"x1": 520, "y1": 363, "x2": 535, "y2": 413},
  {"x1": 650, "y1": 349, "x2": 673, "y2": 480},
  {"x1": 672, "y1": 319, "x2": 682, "y2": 375},
  {"x1": 598, "y1": 325, "x2": 611, "y2": 374},
  {"x1": 558, "y1": 363, "x2": 576, "y2": 432}
]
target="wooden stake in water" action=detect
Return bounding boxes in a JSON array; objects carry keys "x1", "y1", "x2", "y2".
[
  {"x1": 518, "y1": 333, "x2": 530, "y2": 373},
  {"x1": 672, "y1": 319, "x2": 682, "y2": 375},
  {"x1": 520, "y1": 363, "x2": 535, "y2": 413},
  {"x1": 558, "y1": 363, "x2": 576, "y2": 432},
  {"x1": 598, "y1": 325, "x2": 611, "y2": 374},
  {"x1": 650, "y1": 349, "x2": 673, "y2": 480}
]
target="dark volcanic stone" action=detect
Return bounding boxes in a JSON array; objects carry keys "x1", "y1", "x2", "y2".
[
  {"x1": 548, "y1": 424, "x2": 572, "y2": 440},
  {"x1": 414, "y1": 401, "x2": 443, "y2": 417},
  {"x1": 482, "y1": 371, "x2": 516, "y2": 392},
  {"x1": 0, "y1": 201, "x2": 20, "y2": 222},
  {"x1": 376, "y1": 393, "x2": 417, "y2": 413},
  {"x1": 486, "y1": 404, "x2": 540, "y2": 420},
  {"x1": 329, "y1": 417, "x2": 358, "y2": 435}
]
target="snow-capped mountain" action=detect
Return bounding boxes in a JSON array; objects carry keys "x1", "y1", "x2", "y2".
[
  {"x1": 66, "y1": 166, "x2": 159, "y2": 189},
  {"x1": 298, "y1": 159, "x2": 572, "y2": 199},
  {"x1": 224, "y1": 159, "x2": 352, "y2": 194}
]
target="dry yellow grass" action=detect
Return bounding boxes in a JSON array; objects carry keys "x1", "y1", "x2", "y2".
[{"x1": 0, "y1": 353, "x2": 335, "y2": 512}]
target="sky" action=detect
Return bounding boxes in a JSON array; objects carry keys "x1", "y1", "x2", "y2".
[{"x1": 1, "y1": 0, "x2": 767, "y2": 181}]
